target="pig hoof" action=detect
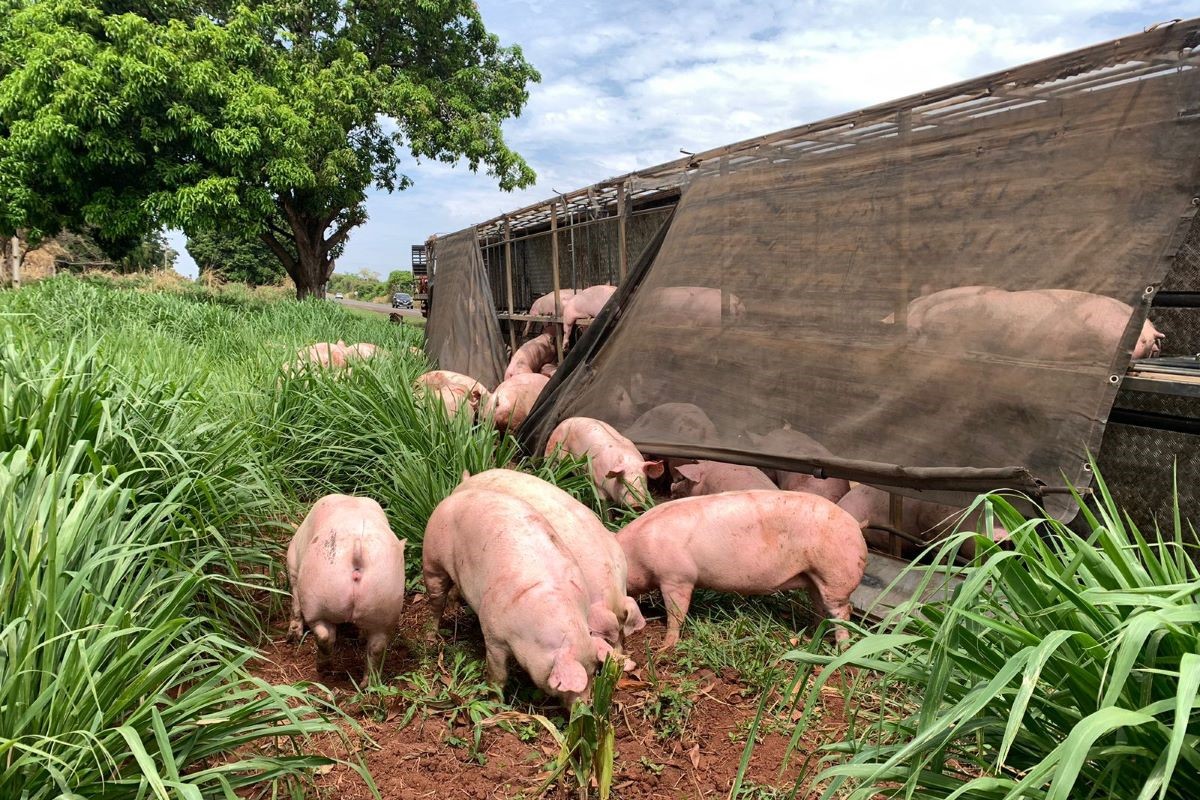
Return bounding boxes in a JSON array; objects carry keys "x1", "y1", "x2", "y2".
[{"x1": 286, "y1": 622, "x2": 304, "y2": 643}]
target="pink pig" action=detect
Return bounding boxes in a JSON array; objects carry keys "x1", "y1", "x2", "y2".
[
  {"x1": 283, "y1": 340, "x2": 350, "y2": 376},
  {"x1": 669, "y1": 460, "x2": 777, "y2": 498},
  {"x1": 454, "y1": 469, "x2": 645, "y2": 657},
  {"x1": 483, "y1": 373, "x2": 550, "y2": 432},
  {"x1": 837, "y1": 484, "x2": 1008, "y2": 558},
  {"x1": 423, "y1": 488, "x2": 606, "y2": 706},
  {"x1": 618, "y1": 490, "x2": 866, "y2": 648},
  {"x1": 524, "y1": 289, "x2": 577, "y2": 336},
  {"x1": 747, "y1": 426, "x2": 851, "y2": 503},
  {"x1": 645, "y1": 286, "x2": 747, "y2": 327},
  {"x1": 415, "y1": 369, "x2": 489, "y2": 419},
  {"x1": 505, "y1": 332, "x2": 557, "y2": 380},
  {"x1": 286, "y1": 495, "x2": 407, "y2": 682},
  {"x1": 546, "y1": 417, "x2": 664, "y2": 508},
  {"x1": 561, "y1": 285, "x2": 617, "y2": 343}
]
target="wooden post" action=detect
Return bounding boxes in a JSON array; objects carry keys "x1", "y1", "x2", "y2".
[
  {"x1": 895, "y1": 110, "x2": 912, "y2": 329},
  {"x1": 550, "y1": 202, "x2": 564, "y2": 363},
  {"x1": 888, "y1": 492, "x2": 904, "y2": 557},
  {"x1": 9, "y1": 234, "x2": 21, "y2": 290},
  {"x1": 616, "y1": 182, "x2": 629, "y2": 283},
  {"x1": 719, "y1": 157, "x2": 731, "y2": 322},
  {"x1": 504, "y1": 216, "x2": 516, "y2": 353}
]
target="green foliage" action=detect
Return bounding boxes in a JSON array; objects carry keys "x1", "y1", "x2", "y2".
[
  {"x1": 0, "y1": 322, "x2": 375, "y2": 797},
  {"x1": 388, "y1": 269, "x2": 416, "y2": 294},
  {"x1": 328, "y1": 268, "x2": 388, "y2": 301},
  {"x1": 0, "y1": 0, "x2": 540, "y2": 296},
  {"x1": 774, "y1": 479, "x2": 1200, "y2": 800},
  {"x1": 187, "y1": 225, "x2": 286, "y2": 286},
  {"x1": 641, "y1": 652, "x2": 698, "y2": 741}
]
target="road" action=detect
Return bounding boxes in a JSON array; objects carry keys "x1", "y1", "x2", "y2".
[{"x1": 333, "y1": 298, "x2": 422, "y2": 318}]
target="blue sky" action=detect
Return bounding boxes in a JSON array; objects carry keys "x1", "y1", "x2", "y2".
[{"x1": 167, "y1": 0, "x2": 1197, "y2": 279}]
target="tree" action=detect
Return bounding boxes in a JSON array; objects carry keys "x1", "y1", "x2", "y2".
[
  {"x1": 388, "y1": 269, "x2": 415, "y2": 294},
  {"x1": 0, "y1": 0, "x2": 539, "y2": 299},
  {"x1": 186, "y1": 228, "x2": 286, "y2": 287}
]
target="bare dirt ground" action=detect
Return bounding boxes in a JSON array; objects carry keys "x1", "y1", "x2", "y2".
[{"x1": 251, "y1": 595, "x2": 852, "y2": 799}]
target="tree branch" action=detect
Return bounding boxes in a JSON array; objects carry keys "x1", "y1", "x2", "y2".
[{"x1": 260, "y1": 230, "x2": 297, "y2": 275}]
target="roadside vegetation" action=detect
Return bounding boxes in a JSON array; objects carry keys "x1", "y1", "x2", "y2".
[{"x1": 3, "y1": 274, "x2": 1197, "y2": 798}]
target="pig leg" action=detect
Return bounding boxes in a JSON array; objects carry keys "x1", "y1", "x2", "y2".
[
  {"x1": 485, "y1": 641, "x2": 511, "y2": 689},
  {"x1": 364, "y1": 630, "x2": 390, "y2": 684},
  {"x1": 659, "y1": 580, "x2": 694, "y2": 650},
  {"x1": 311, "y1": 620, "x2": 337, "y2": 674},
  {"x1": 424, "y1": 566, "x2": 454, "y2": 629},
  {"x1": 286, "y1": 589, "x2": 304, "y2": 643},
  {"x1": 802, "y1": 578, "x2": 854, "y2": 647}
]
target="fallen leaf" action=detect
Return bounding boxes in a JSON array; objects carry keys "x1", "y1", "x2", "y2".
[
  {"x1": 315, "y1": 764, "x2": 335, "y2": 776},
  {"x1": 688, "y1": 744, "x2": 701, "y2": 769}
]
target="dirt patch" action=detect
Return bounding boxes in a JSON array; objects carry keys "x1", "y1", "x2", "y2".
[{"x1": 251, "y1": 596, "x2": 850, "y2": 799}]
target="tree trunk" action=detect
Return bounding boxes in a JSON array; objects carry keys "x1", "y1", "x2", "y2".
[{"x1": 293, "y1": 244, "x2": 327, "y2": 300}]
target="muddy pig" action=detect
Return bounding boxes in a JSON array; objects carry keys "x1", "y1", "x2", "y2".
[
  {"x1": 618, "y1": 490, "x2": 866, "y2": 648},
  {"x1": 670, "y1": 460, "x2": 777, "y2": 498},
  {"x1": 546, "y1": 417, "x2": 664, "y2": 508},
  {"x1": 286, "y1": 494, "x2": 407, "y2": 682},
  {"x1": 483, "y1": 373, "x2": 550, "y2": 432},
  {"x1": 455, "y1": 469, "x2": 644, "y2": 657},
  {"x1": 423, "y1": 488, "x2": 605, "y2": 706},
  {"x1": 505, "y1": 332, "x2": 557, "y2": 380}
]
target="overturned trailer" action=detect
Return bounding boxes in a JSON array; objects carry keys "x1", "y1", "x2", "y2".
[{"x1": 425, "y1": 20, "x2": 1200, "y2": 605}]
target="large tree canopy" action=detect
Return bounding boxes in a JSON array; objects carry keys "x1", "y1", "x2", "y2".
[
  {"x1": 0, "y1": 0, "x2": 539, "y2": 297},
  {"x1": 186, "y1": 227, "x2": 286, "y2": 286}
]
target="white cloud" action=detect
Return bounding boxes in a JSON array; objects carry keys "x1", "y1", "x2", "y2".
[{"x1": 327, "y1": 0, "x2": 1198, "y2": 272}]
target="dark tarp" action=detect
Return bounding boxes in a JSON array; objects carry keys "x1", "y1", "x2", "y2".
[
  {"x1": 523, "y1": 27, "x2": 1200, "y2": 519},
  {"x1": 424, "y1": 227, "x2": 507, "y2": 389}
]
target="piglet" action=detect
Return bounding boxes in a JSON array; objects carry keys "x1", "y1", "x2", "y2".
[
  {"x1": 286, "y1": 494, "x2": 407, "y2": 682},
  {"x1": 283, "y1": 340, "x2": 350, "y2": 376},
  {"x1": 545, "y1": 417, "x2": 664, "y2": 508},
  {"x1": 670, "y1": 460, "x2": 776, "y2": 498},
  {"x1": 423, "y1": 488, "x2": 605, "y2": 706},
  {"x1": 505, "y1": 332, "x2": 557, "y2": 380},
  {"x1": 483, "y1": 373, "x2": 550, "y2": 432},
  {"x1": 415, "y1": 369, "x2": 489, "y2": 419},
  {"x1": 618, "y1": 490, "x2": 866, "y2": 648}
]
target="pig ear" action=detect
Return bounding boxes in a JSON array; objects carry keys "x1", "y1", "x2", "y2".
[
  {"x1": 549, "y1": 651, "x2": 589, "y2": 694},
  {"x1": 398, "y1": 538, "x2": 407, "y2": 549},
  {"x1": 644, "y1": 460, "x2": 665, "y2": 479},
  {"x1": 587, "y1": 604, "x2": 619, "y2": 641},
  {"x1": 604, "y1": 467, "x2": 626, "y2": 480},
  {"x1": 461, "y1": 469, "x2": 471, "y2": 483},
  {"x1": 622, "y1": 597, "x2": 647, "y2": 635},
  {"x1": 674, "y1": 463, "x2": 700, "y2": 482},
  {"x1": 337, "y1": 339, "x2": 346, "y2": 347},
  {"x1": 592, "y1": 636, "x2": 615, "y2": 664}
]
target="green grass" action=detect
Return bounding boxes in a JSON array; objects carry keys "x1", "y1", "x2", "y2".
[{"x1": 767, "y1": 478, "x2": 1200, "y2": 800}]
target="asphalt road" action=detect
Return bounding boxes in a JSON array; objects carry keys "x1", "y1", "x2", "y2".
[{"x1": 333, "y1": 298, "x2": 422, "y2": 318}]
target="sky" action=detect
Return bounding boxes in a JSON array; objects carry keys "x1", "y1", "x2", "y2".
[{"x1": 166, "y1": 0, "x2": 1197, "y2": 280}]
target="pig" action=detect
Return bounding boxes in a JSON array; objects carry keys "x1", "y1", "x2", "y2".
[
  {"x1": 483, "y1": 373, "x2": 550, "y2": 432},
  {"x1": 505, "y1": 332, "x2": 557, "y2": 380},
  {"x1": 669, "y1": 460, "x2": 777, "y2": 498},
  {"x1": 836, "y1": 484, "x2": 1008, "y2": 558},
  {"x1": 561, "y1": 285, "x2": 618, "y2": 343},
  {"x1": 523, "y1": 289, "x2": 577, "y2": 336},
  {"x1": 545, "y1": 417, "x2": 664, "y2": 508},
  {"x1": 618, "y1": 490, "x2": 867, "y2": 648},
  {"x1": 284, "y1": 340, "x2": 350, "y2": 376},
  {"x1": 645, "y1": 286, "x2": 747, "y2": 327},
  {"x1": 423, "y1": 488, "x2": 606, "y2": 706},
  {"x1": 414, "y1": 369, "x2": 489, "y2": 419},
  {"x1": 904, "y1": 286, "x2": 1164, "y2": 360},
  {"x1": 747, "y1": 426, "x2": 851, "y2": 503},
  {"x1": 286, "y1": 494, "x2": 407, "y2": 682},
  {"x1": 344, "y1": 342, "x2": 385, "y2": 361},
  {"x1": 540, "y1": 363, "x2": 558, "y2": 378},
  {"x1": 454, "y1": 469, "x2": 645, "y2": 656},
  {"x1": 626, "y1": 403, "x2": 719, "y2": 445}
]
